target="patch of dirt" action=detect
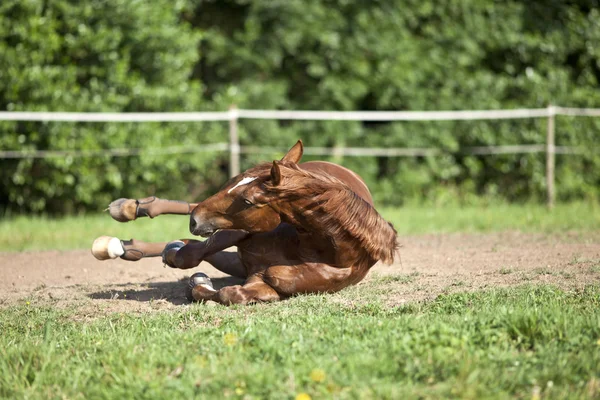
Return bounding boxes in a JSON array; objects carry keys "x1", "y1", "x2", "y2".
[
  {"x1": 375, "y1": 231, "x2": 600, "y2": 305},
  {"x1": 1, "y1": 231, "x2": 599, "y2": 315}
]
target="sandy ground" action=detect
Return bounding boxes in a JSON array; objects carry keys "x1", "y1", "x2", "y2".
[{"x1": 1, "y1": 231, "x2": 599, "y2": 315}]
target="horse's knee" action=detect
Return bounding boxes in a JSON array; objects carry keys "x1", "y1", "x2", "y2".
[{"x1": 171, "y1": 243, "x2": 203, "y2": 269}]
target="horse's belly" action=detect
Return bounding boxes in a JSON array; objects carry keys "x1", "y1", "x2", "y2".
[
  {"x1": 236, "y1": 224, "x2": 301, "y2": 274},
  {"x1": 236, "y1": 224, "x2": 371, "y2": 290}
]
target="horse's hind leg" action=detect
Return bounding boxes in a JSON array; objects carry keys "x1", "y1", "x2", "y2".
[
  {"x1": 107, "y1": 196, "x2": 199, "y2": 222},
  {"x1": 189, "y1": 275, "x2": 281, "y2": 305}
]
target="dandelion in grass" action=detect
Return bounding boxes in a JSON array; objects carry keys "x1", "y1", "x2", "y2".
[
  {"x1": 596, "y1": 338, "x2": 600, "y2": 346},
  {"x1": 295, "y1": 393, "x2": 311, "y2": 400},
  {"x1": 310, "y1": 368, "x2": 326, "y2": 383},
  {"x1": 235, "y1": 380, "x2": 246, "y2": 395},
  {"x1": 326, "y1": 382, "x2": 339, "y2": 393},
  {"x1": 224, "y1": 333, "x2": 238, "y2": 346},
  {"x1": 194, "y1": 355, "x2": 207, "y2": 366},
  {"x1": 531, "y1": 385, "x2": 541, "y2": 400}
]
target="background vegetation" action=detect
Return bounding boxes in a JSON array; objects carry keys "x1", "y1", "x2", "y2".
[{"x1": 1, "y1": 0, "x2": 600, "y2": 213}]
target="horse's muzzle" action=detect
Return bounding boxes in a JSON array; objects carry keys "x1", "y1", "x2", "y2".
[{"x1": 189, "y1": 214, "x2": 216, "y2": 237}]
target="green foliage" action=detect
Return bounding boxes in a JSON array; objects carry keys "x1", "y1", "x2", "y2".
[
  {"x1": 0, "y1": 0, "x2": 228, "y2": 213},
  {"x1": 192, "y1": 0, "x2": 600, "y2": 205},
  {"x1": 1, "y1": 0, "x2": 600, "y2": 213},
  {"x1": 1, "y1": 285, "x2": 599, "y2": 398}
]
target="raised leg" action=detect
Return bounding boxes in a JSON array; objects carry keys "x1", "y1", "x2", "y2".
[
  {"x1": 91, "y1": 236, "x2": 169, "y2": 261},
  {"x1": 92, "y1": 230, "x2": 249, "y2": 276},
  {"x1": 108, "y1": 196, "x2": 199, "y2": 222}
]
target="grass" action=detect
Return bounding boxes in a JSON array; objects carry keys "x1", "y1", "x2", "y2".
[
  {"x1": 1, "y1": 284, "x2": 599, "y2": 399},
  {"x1": 1, "y1": 202, "x2": 599, "y2": 252},
  {"x1": 380, "y1": 201, "x2": 600, "y2": 235}
]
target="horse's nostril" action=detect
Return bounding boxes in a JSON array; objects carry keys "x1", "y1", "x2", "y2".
[{"x1": 189, "y1": 216, "x2": 197, "y2": 233}]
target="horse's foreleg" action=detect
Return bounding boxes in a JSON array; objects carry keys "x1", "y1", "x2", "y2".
[
  {"x1": 92, "y1": 230, "x2": 249, "y2": 271},
  {"x1": 91, "y1": 236, "x2": 171, "y2": 261},
  {"x1": 107, "y1": 196, "x2": 199, "y2": 222},
  {"x1": 162, "y1": 230, "x2": 249, "y2": 271},
  {"x1": 189, "y1": 274, "x2": 281, "y2": 305}
]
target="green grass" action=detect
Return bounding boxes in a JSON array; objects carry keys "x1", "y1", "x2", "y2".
[
  {"x1": 1, "y1": 202, "x2": 599, "y2": 252},
  {"x1": 1, "y1": 285, "x2": 599, "y2": 399},
  {"x1": 380, "y1": 201, "x2": 600, "y2": 235}
]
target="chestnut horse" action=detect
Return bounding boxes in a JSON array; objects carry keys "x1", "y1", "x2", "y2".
[{"x1": 92, "y1": 141, "x2": 398, "y2": 305}]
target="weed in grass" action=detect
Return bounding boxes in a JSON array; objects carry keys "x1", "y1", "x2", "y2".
[
  {"x1": 499, "y1": 267, "x2": 514, "y2": 275},
  {"x1": 533, "y1": 267, "x2": 555, "y2": 276},
  {"x1": 567, "y1": 254, "x2": 584, "y2": 266},
  {"x1": 589, "y1": 263, "x2": 600, "y2": 273},
  {"x1": 559, "y1": 271, "x2": 575, "y2": 279},
  {"x1": 519, "y1": 272, "x2": 534, "y2": 281},
  {"x1": 373, "y1": 272, "x2": 420, "y2": 285}
]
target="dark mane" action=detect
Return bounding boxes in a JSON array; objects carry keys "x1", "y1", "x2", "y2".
[{"x1": 265, "y1": 163, "x2": 398, "y2": 264}]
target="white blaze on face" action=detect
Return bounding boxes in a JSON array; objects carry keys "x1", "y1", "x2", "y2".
[{"x1": 227, "y1": 176, "x2": 258, "y2": 194}]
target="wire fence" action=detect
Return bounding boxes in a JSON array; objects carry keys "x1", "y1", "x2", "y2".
[{"x1": 1, "y1": 105, "x2": 598, "y2": 206}]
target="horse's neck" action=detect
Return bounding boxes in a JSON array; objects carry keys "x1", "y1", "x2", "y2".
[{"x1": 281, "y1": 186, "x2": 397, "y2": 266}]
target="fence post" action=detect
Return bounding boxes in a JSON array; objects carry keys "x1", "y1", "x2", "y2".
[
  {"x1": 546, "y1": 105, "x2": 556, "y2": 209},
  {"x1": 228, "y1": 105, "x2": 240, "y2": 178}
]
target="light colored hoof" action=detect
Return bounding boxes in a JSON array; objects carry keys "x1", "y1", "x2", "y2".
[
  {"x1": 108, "y1": 198, "x2": 138, "y2": 222},
  {"x1": 91, "y1": 236, "x2": 125, "y2": 260}
]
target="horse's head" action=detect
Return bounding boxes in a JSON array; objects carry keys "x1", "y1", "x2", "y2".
[{"x1": 189, "y1": 140, "x2": 304, "y2": 237}]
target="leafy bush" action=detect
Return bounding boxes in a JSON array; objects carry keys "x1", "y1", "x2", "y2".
[
  {"x1": 1, "y1": 0, "x2": 599, "y2": 213},
  {"x1": 0, "y1": 0, "x2": 226, "y2": 213},
  {"x1": 191, "y1": 0, "x2": 600, "y2": 205}
]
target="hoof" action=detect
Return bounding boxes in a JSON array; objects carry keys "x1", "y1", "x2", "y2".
[
  {"x1": 108, "y1": 198, "x2": 138, "y2": 222},
  {"x1": 186, "y1": 272, "x2": 215, "y2": 302},
  {"x1": 91, "y1": 236, "x2": 125, "y2": 260},
  {"x1": 162, "y1": 240, "x2": 185, "y2": 267}
]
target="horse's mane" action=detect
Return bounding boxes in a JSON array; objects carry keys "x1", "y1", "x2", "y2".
[{"x1": 263, "y1": 163, "x2": 399, "y2": 264}]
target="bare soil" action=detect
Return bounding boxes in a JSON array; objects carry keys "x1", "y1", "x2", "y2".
[{"x1": 1, "y1": 231, "x2": 599, "y2": 316}]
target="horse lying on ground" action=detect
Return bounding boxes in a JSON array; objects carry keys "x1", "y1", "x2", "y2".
[{"x1": 92, "y1": 140, "x2": 398, "y2": 305}]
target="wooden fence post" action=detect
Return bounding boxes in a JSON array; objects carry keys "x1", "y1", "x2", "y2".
[
  {"x1": 229, "y1": 105, "x2": 240, "y2": 178},
  {"x1": 546, "y1": 105, "x2": 556, "y2": 209}
]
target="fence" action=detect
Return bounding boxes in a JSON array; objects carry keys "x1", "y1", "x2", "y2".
[{"x1": 1, "y1": 105, "x2": 599, "y2": 207}]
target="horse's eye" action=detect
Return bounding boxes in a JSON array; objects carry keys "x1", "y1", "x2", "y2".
[{"x1": 243, "y1": 199, "x2": 253, "y2": 206}]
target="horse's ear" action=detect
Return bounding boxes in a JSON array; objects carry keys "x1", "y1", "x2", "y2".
[
  {"x1": 270, "y1": 161, "x2": 282, "y2": 186},
  {"x1": 280, "y1": 140, "x2": 303, "y2": 164}
]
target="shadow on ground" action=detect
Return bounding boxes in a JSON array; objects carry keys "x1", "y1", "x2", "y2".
[{"x1": 87, "y1": 276, "x2": 245, "y2": 305}]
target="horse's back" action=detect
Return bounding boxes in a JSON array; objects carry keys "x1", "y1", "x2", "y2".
[{"x1": 299, "y1": 161, "x2": 373, "y2": 205}]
